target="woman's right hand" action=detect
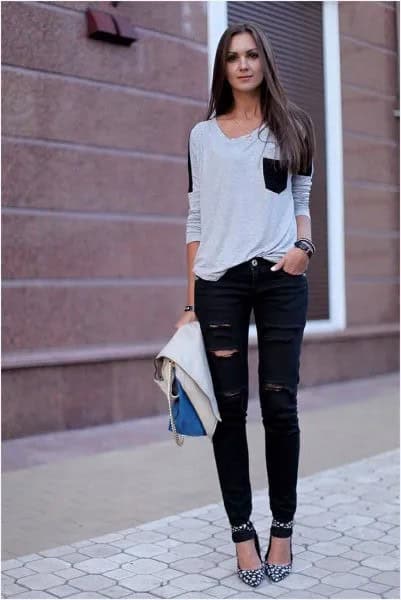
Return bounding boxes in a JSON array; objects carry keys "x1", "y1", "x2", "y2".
[{"x1": 174, "y1": 310, "x2": 198, "y2": 329}]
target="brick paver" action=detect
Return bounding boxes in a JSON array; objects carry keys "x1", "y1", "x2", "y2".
[{"x1": 1, "y1": 448, "x2": 399, "y2": 598}]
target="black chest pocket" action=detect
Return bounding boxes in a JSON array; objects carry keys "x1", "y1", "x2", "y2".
[{"x1": 262, "y1": 158, "x2": 288, "y2": 194}]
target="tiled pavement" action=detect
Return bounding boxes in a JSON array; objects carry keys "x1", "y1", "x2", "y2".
[
  {"x1": 1, "y1": 449, "x2": 399, "y2": 599},
  {"x1": 3, "y1": 373, "x2": 399, "y2": 560}
]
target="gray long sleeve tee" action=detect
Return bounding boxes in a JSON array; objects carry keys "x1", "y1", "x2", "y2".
[{"x1": 186, "y1": 117, "x2": 314, "y2": 281}]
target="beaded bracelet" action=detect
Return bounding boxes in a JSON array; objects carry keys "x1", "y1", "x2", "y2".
[{"x1": 297, "y1": 237, "x2": 316, "y2": 253}]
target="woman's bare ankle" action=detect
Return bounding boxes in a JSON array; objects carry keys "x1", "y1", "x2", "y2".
[
  {"x1": 236, "y1": 539, "x2": 262, "y2": 569},
  {"x1": 266, "y1": 535, "x2": 291, "y2": 564}
]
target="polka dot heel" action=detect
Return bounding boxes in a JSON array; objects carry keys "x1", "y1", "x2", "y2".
[
  {"x1": 264, "y1": 518, "x2": 294, "y2": 583},
  {"x1": 231, "y1": 520, "x2": 265, "y2": 588}
]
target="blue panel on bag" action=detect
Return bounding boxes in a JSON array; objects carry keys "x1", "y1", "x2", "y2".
[{"x1": 168, "y1": 376, "x2": 206, "y2": 436}]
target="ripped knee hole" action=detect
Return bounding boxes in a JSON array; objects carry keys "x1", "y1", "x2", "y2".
[
  {"x1": 210, "y1": 349, "x2": 239, "y2": 357},
  {"x1": 264, "y1": 383, "x2": 285, "y2": 391}
]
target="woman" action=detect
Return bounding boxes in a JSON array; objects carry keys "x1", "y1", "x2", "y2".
[{"x1": 175, "y1": 22, "x2": 316, "y2": 587}]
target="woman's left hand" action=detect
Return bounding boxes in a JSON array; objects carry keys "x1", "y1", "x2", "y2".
[{"x1": 270, "y1": 247, "x2": 309, "y2": 275}]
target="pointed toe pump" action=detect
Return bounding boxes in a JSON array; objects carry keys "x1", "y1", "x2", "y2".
[
  {"x1": 231, "y1": 520, "x2": 265, "y2": 587},
  {"x1": 264, "y1": 518, "x2": 294, "y2": 583}
]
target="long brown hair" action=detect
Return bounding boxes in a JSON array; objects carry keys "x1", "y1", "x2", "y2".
[{"x1": 205, "y1": 22, "x2": 315, "y2": 174}]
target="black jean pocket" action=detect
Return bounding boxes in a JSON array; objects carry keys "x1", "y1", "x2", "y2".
[
  {"x1": 281, "y1": 269, "x2": 307, "y2": 278},
  {"x1": 262, "y1": 158, "x2": 288, "y2": 194}
]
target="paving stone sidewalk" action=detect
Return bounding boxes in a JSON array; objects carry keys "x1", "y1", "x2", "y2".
[{"x1": 1, "y1": 449, "x2": 399, "y2": 600}]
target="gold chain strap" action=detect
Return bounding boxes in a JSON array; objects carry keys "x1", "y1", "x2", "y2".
[{"x1": 167, "y1": 360, "x2": 184, "y2": 447}]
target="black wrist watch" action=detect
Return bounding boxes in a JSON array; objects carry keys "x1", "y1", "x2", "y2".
[
  {"x1": 184, "y1": 305, "x2": 194, "y2": 312},
  {"x1": 294, "y1": 240, "x2": 313, "y2": 258}
]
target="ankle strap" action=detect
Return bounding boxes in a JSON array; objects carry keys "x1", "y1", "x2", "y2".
[
  {"x1": 270, "y1": 518, "x2": 294, "y2": 538},
  {"x1": 231, "y1": 519, "x2": 255, "y2": 543}
]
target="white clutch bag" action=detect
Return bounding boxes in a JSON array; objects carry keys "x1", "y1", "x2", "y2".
[{"x1": 153, "y1": 321, "x2": 221, "y2": 445}]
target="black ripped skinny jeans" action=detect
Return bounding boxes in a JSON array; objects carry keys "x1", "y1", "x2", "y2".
[{"x1": 194, "y1": 256, "x2": 308, "y2": 529}]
